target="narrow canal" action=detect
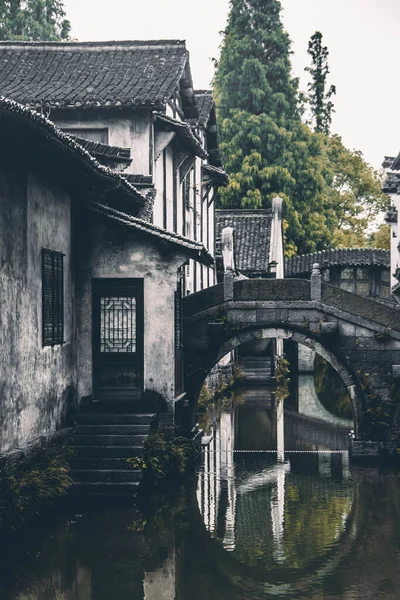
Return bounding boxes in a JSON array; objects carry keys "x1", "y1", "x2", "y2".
[{"x1": 2, "y1": 384, "x2": 400, "y2": 599}]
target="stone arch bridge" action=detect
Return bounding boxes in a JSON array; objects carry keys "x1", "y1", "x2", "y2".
[{"x1": 182, "y1": 273, "x2": 400, "y2": 452}]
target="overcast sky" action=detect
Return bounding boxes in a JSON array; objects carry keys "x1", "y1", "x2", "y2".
[{"x1": 63, "y1": 0, "x2": 400, "y2": 169}]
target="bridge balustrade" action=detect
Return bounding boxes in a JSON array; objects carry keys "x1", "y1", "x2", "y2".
[{"x1": 233, "y1": 278, "x2": 311, "y2": 301}]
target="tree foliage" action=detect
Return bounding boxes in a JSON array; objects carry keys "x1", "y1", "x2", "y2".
[
  {"x1": 214, "y1": 0, "x2": 335, "y2": 254},
  {"x1": 0, "y1": 0, "x2": 71, "y2": 41},
  {"x1": 368, "y1": 224, "x2": 390, "y2": 250},
  {"x1": 214, "y1": 0, "x2": 387, "y2": 255},
  {"x1": 305, "y1": 31, "x2": 336, "y2": 134},
  {"x1": 324, "y1": 135, "x2": 389, "y2": 247}
]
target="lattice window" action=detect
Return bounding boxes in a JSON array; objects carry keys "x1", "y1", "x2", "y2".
[
  {"x1": 42, "y1": 249, "x2": 64, "y2": 346},
  {"x1": 100, "y1": 296, "x2": 136, "y2": 353}
]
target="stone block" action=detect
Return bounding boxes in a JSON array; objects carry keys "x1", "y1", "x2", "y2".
[
  {"x1": 320, "y1": 321, "x2": 338, "y2": 335},
  {"x1": 355, "y1": 326, "x2": 375, "y2": 338},
  {"x1": 339, "y1": 322, "x2": 356, "y2": 337},
  {"x1": 392, "y1": 365, "x2": 400, "y2": 380},
  {"x1": 237, "y1": 331, "x2": 255, "y2": 344},
  {"x1": 227, "y1": 309, "x2": 257, "y2": 323}
]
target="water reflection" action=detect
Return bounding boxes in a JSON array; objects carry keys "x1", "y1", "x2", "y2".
[
  {"x1": 197, "y1": 398, "x2": 354, "y2": 575},
  {"x1": 3, "y1": 389, "x2": 400, "y2": 600}
]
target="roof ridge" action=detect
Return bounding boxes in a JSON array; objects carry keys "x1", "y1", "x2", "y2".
[{"x1": 0, "y1": 39, "x2": 187, "y2": 50}]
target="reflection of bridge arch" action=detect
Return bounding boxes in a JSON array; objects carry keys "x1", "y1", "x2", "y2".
[{"x1": 186, "y1": 460, "x2": 364, "y2": 600}]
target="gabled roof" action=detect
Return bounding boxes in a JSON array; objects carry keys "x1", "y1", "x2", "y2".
[
  {"x1": 84, "y1": 200, "x2": 213, "y2": 266},
  {"x1": 215, "y1": 209, "x2": 272, "y2": 277},
  {"x1": 0, "y1": 40, "x2": 198, "y2": 118},
  {"x1": 285, "y1": 248, "x2": 390, "y2": 277},
  {"x1": 0, "y1": 96, "x2": 149, "y2": 217}
]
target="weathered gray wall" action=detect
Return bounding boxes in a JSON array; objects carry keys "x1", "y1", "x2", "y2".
[
  {"x1": 54, "y1": 109, "x2": 153, "y2": 176},
  {"x1": 0, "y1": 169, "x2": 75, "y2": 453},
  {"x1": 76, "y1": 213, "x2": 188, "y2": 410}
]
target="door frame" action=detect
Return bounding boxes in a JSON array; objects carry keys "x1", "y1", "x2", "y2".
[{"x1": 91, "y1": 278, "x2": 144, "y2": 401}]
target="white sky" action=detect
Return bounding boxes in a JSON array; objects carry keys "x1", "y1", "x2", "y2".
[{"x1": 63, "y1": 0, "x2": 400, "y2": 169}]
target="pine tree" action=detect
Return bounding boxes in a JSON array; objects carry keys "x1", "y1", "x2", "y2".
[
  {"x1": 0, "y1": 0, "x2": 71, "y2": 41},
  {"x1": 305, "y1": 31, "x2": 336, "y2": 134},
  {"x1": 214, "y1": 0, "x2": 334, "y2": 254}
]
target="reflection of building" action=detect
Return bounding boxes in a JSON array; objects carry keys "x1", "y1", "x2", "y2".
[
  {"x1": 197, "y1": 409, "x2": 237, "y2": 550},
  {"x1": 197, "y1": 404, "x2": 354, "y2": 574}
]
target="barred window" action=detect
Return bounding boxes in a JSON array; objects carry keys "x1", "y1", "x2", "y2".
[{"x1": 42, "y1": 249, "x2": 64, "y2": 346}]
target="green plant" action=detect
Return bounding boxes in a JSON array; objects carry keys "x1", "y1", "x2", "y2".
[
  {"x1": 127, "y1": 430, "x2": 196, "y2": 483},
  {"x1": 375, "y1": 328, "x2": 392, "y2": 344},
  {"x1": 0, "y1": 441, "x2": 73, "y2": 532},
  {"x1": 275, "y1": 354, "x2": 290, "y2": 402}
]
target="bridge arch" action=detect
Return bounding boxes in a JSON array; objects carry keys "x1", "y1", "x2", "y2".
[
  {"x1": 185, "y1": 324, "x2": 361, "y2": 436},
  {"x1": 183, "y1": 278, "x2": 400, "y2": 448}
]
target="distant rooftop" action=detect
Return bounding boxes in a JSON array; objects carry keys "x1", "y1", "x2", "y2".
[
  {"x1": 0, "y1": 40, "x2": 199, "y2": 117},
  {"x1": 215, "y1": 209, "x2": 272, "y2": 277},
  {"x1": 285, "y1": 248, "x2": 390, "y2": 277}
]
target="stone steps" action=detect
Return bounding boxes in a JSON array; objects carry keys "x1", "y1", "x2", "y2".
[
  {"x1": 74, "y1": 445, "x2": 144, "y2": 458},
  {"x1": 73, "y1": 434, "x2": 147, "y2": 446},
  {"x1": 239, "y1": 356, "x2": 273, "y2": 385},
  {"x1": 72, "y1": 482, "x2": 140, "y2": 495},
  {"x1": 71, "y1": 457, "x2": 135, "y2": 470},
  {"x1": 77, "y1": 413, "x2": 155, "y2": 425},
  {"x1": 73, "y1": 469, "x2": 141, "y2": 483},
  {"x1": 74, "y1": 424, "x2": 150, "y2": 435},
  {"x1": 70, "y1": 407, "x2": 156, "y2": 497}
]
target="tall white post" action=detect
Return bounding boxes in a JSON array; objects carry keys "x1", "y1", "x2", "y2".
[
  {"x1": 270, "y1": 197, "x2": 285, "y2": 462},
  {"x1": 275, "y1": 339, "x2": 285, "y2": 462}
]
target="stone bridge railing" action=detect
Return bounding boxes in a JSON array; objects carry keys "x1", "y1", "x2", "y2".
[{"x1": 184, "y1": 277, "x2": 400, "y2": 334}]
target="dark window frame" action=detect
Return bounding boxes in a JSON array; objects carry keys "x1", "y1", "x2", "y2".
[{"x1": 42, "y1": 249, "x2": 64, "y2": 347}]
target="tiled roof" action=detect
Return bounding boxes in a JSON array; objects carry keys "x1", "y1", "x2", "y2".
[
  {"x1": 68, "y1": 135, "x2": 131, "y2": 166},
  {"x1": 0, "y1": 40, "x2": 198, "y2": 117},
  {"x1": 202, "y1": 164, "x2": 229, "y2": 186},
  {"x1": 154, "y1": 113, "x2": 207, "y2": 159},
  {"x1": 194, "y1": 91, "x2": 214, "y2": 128},
  {"x1": 84, "y1": 200, "x2": 213, "y2": 266},
  {"x1": 0, "y1": 96, "x2": 149, "y2": 217},
  {"x1": 215, "y1": 210, "x2": 272, "y2": 276},
  {"x1": 285, "y1": 248, "x2": 390, "y2": 277}
]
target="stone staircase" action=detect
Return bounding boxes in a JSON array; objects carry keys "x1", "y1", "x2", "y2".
[
  {"x1": 70, "y1": 403, "x2": 156, "y2": 497},
  {"x1": 238, "y1": 356, "x2": 273, "y2": 385}
]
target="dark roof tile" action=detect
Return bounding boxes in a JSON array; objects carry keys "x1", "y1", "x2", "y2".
[
  {"x1": 215, "y1": 210, "x2": 272, "y2": 275},
  {"x1": 0, "y1": 40, "x2": 192, "y2": 112},
  {"x1": 285, "y1": 248, "x2": 390, "y2": 277},
  {"x1": 194, "y1": 91, "x2": 214, "y2": 128},
  {"x1": 84, "y1": 200, "x2": 213, "y2": 266}
]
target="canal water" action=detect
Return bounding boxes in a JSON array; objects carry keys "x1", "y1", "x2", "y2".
[{"x1": 1, "y1": 387, "x2": 400, "y2": 599}]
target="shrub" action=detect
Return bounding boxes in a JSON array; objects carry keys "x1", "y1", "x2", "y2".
[
  {"x1": 0, "y1": 441, "x2": 73, "y2": 532},
  {"x1": 128, "y1": 430, "x2": 196, "y2": 483}
]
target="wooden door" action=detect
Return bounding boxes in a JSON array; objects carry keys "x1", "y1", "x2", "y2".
[{"x1": 92, "y1": 279, "x2": 143, "y2": 402}]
